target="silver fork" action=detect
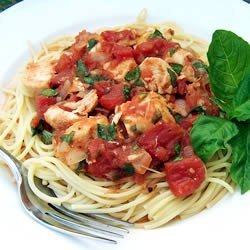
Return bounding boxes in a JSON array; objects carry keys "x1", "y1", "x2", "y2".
[{"x1": 0, "y1": 146, "x2": 133, "y2": 244}]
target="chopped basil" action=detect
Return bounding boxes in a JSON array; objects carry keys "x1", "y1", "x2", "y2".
[
  {"x1": 125, "y1": 66, "x2": 141, "y2": 81},
  {"x1": 174, "y1": 144, "x2": 181, "y2": 155},
  {"x1": 75, "y1": 160, "x2": 87, "y2": 174},
  {"x1": 76, "y1": 60, "x2": 88, "y2": 80},
  {"x1": 60, "y1": 131, "x2": 75, "y2": 144},
  {"x1": 83, "y1": 75, "x2": 106, "y2": 84},
  {"x1": 173, "y1": 156, "x2": 183, "y2": 162},
  {"x1": 192, "y1": 61, "x2": 208, "y2": 72},
  {"x1": 31, "y1": 120, "x2": 44, "y2": 136},
  {"x1": 123, "y1": 86, "x2": 131, "y2": 100},
  {"x1": 169, "y1": 63, "x2": 183, "y2": 75},
  {"x1": 41, "y1": 130, "x2": 53, "y2": 145},
  {"x1": 192, "y1": 106, "x2": 206, "y2": 115},
  {"x1": 169, "y1": 48, "x2": 176, "y2": 57},
  {"x1": 97, "y1": 124, "x2": 116, "y2": 141},
  {"x1": 130, "y1": 125, "x2": 137, "y2": 132},
  {"x1": 132, "y1": 144, "x2": 139, "y2": 150},
  {"x1": 152, "y1": 110, "x2": 162, "y2": 124},
  {"x1": 40, "y1": 89, "x2": 59, "y2": 97},
  {"x1": 167, "y1": 68, "x2": 177, "y2": 87},
  {"x1": 174, "y1": 114, "x2": 182, "y2": 122},
  {"x1": 123, "y1": 163, "x2": 135, "y2": 176},
  {"x1": 149, "y1": 29, "x2": 165, "y2": 40},
  {"x1": 87, "y1": 39, "x2": 98, "y2": 51},
  {"x1": 133, "y1": 79, "x2": 145, "y2": 87}
]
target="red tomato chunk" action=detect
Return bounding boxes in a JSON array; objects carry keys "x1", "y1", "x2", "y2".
[
  {"x1": 101, "y1": 30, "x2": 135, "y2": 43},
  {"x1": 138, "y1": 122, "x2": 185, "y2": 161},
  {"x1": 165, "y1": 155, "x2": 206, "y2": 197},
  {"x1": 35, "y1": 95, "x2": 57, "y2": 118}
]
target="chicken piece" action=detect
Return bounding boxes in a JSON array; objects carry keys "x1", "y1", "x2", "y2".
[
  {"x1": 21, "y1": 59, "x2": 55, "y2": 96},
  {"x1": 104, "y1": 58, "x2": 137, "y2": 81},
  {"x1": 139, "y1": 57, "x2": 172, "y2": 94},
  {"x1": 166, "y1": 48, "x2": 194, "y2": 65},
  {"x1": 118, "y1": 92, "x2": 175, "y2": 139},
  {"x1": 54, "y1": 115, "x2": 108, "y2": 166},
  {"x1": 63, "y1": 90, "x2": 98, "y2": 115},
  {"x1": 44, "y1": 106, "x2": 81, "y2": 129}
]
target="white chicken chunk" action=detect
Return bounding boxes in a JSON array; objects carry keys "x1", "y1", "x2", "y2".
[
  {"x1": 44, "y1": 106, "x2": 81, "y2": 129},
  {"x1": 21, "y1": 59, "x2": 55, "y2": 96},
  {"x1": 63, "y1": 90, "x2": 98, "y2": 116},
  {"x1": 54, "y1": 115, "x2": 108, "y2": 166},
  {"x1": 104, "y1": 58, "x2": 137, "y2": 81},
  {"x1": 139, "y1": 57, "x2": 172, "y2": 94},
  {"x1": 166, "y1": 48, "x2": 194, "y2": 65},
  {"x1": 118, "y1": 92, "x2": 175, "y2": 139}
]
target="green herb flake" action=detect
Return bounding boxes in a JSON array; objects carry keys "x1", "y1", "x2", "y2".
[
  {"x1": 149, "y1": 29, "x2": 165, "y2": 40},
  {"x1": 125, "y1": 66, "x2": 141, "y2": 81},
  {"x1": 76, "y1": 60, "x2": 88, "y2": 80},
  {"x1": 167, "y1": 68, "x2": 177, "y2": 87},
  {"x1": 97, "y1": 124, "x2": 116, "y2": 141},
  {"x1": 87, "y1": 39, "x2": 98, "y2": 51},
  {"x1": 192, "y1": 106, "x2": 206, "y2": 115},
  {"x1": 169, "y1": 48, "x2": 176, "y2": 57},
  {"x1": 132, "y1": 144, "x2": 139, "y2": 150},
  {"x1": 174, "y1": 114, "x2": 182, "y2": 123},
  {"x1": 31, "y1": 120, "x2": 44, "y2": 136},
  {"x1": 123, "y1": 86, "x2": 131, "y2": 100},
  {"x1": 173, "y1": 156, "x2": 183, "y2": 162},
  {"x1": 75, "y1": 160, "x2": 87, "y2": 174},
  {"x1": 40, "y1": 89, "x2": 59, "y2": 97},
  {"x1": 133, "y1": 79, "x2": 145, "y2": 87},
  {"x1": 174, "y1": 144, "x2": 181, "y2": 155},
  {"x1": 83, "y1": 75, "x2": 106, "y2": 84},
  {"x1": 41, "y1": 130, "x2": 53, "y2": 145},
  {"x1": 169, "y1": 63, "x2": 183, "y2": 75},
  {"x1": 123, "y1": 163, "x2": 135, "y2": 176},
  {"x1": 130, "y1": 125, "x2": 137, "y2": 132},
  {"x1": 60, "y1": 131, "x2": 75, "y2": 144},
  {"x1": 192, "y1": 61, "x2": 208, "y2": 71}
]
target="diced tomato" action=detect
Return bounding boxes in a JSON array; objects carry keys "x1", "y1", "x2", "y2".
[
  {"x1": 83, "y1": 51, "x2": 112, "y2": 70},
  {"x1": 165, "y1": 155, "x2": 206, "y2": 197},
  {"x1": 133, "y1": 173, "x2": 145, "y2": 184},
  {"x1": 35, "y1": 95, "x2": 57, "y2": 118},
  {"x1": 134, "y1": 38, "x2": 179, "y2": 63},
  {"x1": 176, "y1": 78, "x2": 187, "y2": 96},
  {"x1": 99, "y1": 83, "x2": 126, "y2": 111},
  {"x1": 94, "y1": 81, "x2": 112, "y2": 97},
  {"x1": 138, "y1": 122, "x2": 185, "y2": 161},
  {"x1": 31, "y1": 117, "x2": 41, "y2": 128},
  {"x1": 55, "y1": 54, "x2": 74, "y2": 73},
  {"x1": 50, "y1": 67, "x2": 75, "y2": 88},
  {"x1": 101, "y1": 30, "x2": 135, "y2": 43},
  {"x1": 178, "y1": 114, "x2": 198, "y2": 131},
  {"x1": 112, "y1": 44, "x2": 133, "y2": 60}
]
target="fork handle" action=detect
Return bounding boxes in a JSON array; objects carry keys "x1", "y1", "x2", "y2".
[{"x1": 0, "y1": 146, "x2": 23, "y2": 185}]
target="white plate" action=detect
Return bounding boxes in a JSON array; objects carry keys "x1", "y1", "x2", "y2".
[{"x1": 0, "y1": 0, "x2": 250, "y2": 250}]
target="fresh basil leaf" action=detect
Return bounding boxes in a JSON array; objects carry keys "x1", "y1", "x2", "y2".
[
  {"x1": 174, "y1": 144, "x2": 181, "y2": 155},
  {"x1": 133, "y1": 79, "x2": 145, "y2": 87},
  {"x1": 123, "y1": 163, "x2": 135, "y2": 176},
  {"x1": 41, "y1": 130, "x2": 53, "y2": 144},
  {"x1": 173, "y1": 156, "x2": 183, "y2": 162},
  {"x1": 40, "y1": 89, "x2": 59, "y2": 97},
  {"x1": 174, "y1": 114, "x2": 182, "y2": 123},
  {"x1": 192, "y1": 61, "x2": 208, "y2": 71},
  {"x1": 84, "y1": 75, "x2": 106, "y2": 84},
  {"x1": 149, "y1": 29, "x2": 165, "y2": 40},
  {"x1": 228, "y1": 74, "x2": 250, "y2": 122},
  {"x1": 75, "y1": 160, "x2": 87, "y2": 174},
  {"x1": 190, "y1": 115, "x2": 238, "y2": 162},
  {"x1": 60, "y1": 131, "x2": 75, "y2": 144},
  {"x1": 130, "y1": 125, "x2": 137, "y2": 132},
  {"x1": 169, "y1": 48, "x2": 176, "y2": 57},
  {"x1": 31, "y1": 120, "x2": 44, "y2": 136},
  {"x1": 132, "y1": 144, "x2": 139, "y2": 150},
  {"x1": 125, "y1": 66, "x2": 140, "y2": 81},
  {"x1": 97, "y1": 124, "x2": 116, "y2": 141},
  {"x1": 211, "y1": 97, "x2": 231, "y2": 114},
  {"x1": 87, "y1": 39, "x2": 98, "y2": 51},
  {"x1": 169, "y1": 63, "x2": 183, "y2": 75},
  {"x1": 76, "y1": 60, "x2": 88, "y2": 80},
  {"x1": 191, "y1": 106, "x2": 206, "y2": 115},
  {"x1": 167, "y1": 68, "x2": 177, "y2": 87},
  {"x1": 207, "y1": 30, "x2": 250, "y2": 103},
  {"x1": 123, "y1": 86, "x2": 131, "y2": 100},
  {"x1": 230, "y1": 122, "x2": 250, "y2": 194}
]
